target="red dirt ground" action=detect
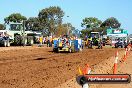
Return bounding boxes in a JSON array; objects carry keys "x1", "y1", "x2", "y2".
[{"x1": 0, "y1": 46, "x2": 122, "y2": 88}]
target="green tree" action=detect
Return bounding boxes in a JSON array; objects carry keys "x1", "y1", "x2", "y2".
[
  {"x1": 25, "y1": 17, "x2": 41, "y2": 31},
  {"x1": 55, "y1": 23, "x2": 75, "y2": 37},
  {"x1": 81, "y1": 17, "x2": 102, "y2": 30},
  {"x1": 66, "y1": 23, "x2": 76, "y2": 36},
  {"x1": 81, "y1": 17, "x2": 102, "y2": 37},
  {"x1": 101, "y1": 17, "x2": 121, "y2": 29},
  {"x1": 0, "y1": 24, "x2": 5, "y2": 30},
  {"x1": 56, "y1": 24, "x2": 67, "y2": 36},
  {"x1": 4, "y1": 13, "x2": 27, "y2": 24},
  {"x1": 80, "y1": 29, "x2": 91, "y2": 38},
  {"x1": 99, "y1": 17, "x2": 121, "y2": 35},
  {"x1": 38, "y1": 6, "x2": 64, "y2": 35}
]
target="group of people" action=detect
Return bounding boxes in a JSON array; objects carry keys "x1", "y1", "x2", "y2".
[
  {"x1": 54, "y1": 35, "x2": 79, "y2": 48},
  {"x1": 38, "y1": 35, "x2": 53, "y2": 47},
  {"x1": 38, "y1": 35, "x2": 81, "y2": 48},
  {"x1": 58, "y1": 36, "x2": 70, "y2": 48}
]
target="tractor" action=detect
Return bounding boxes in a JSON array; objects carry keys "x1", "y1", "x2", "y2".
[
  {"x1": 53, "y1": 35, "x2": 83, "y2": 53},
  {"x1": 85, "y1": 32, "x2": 102, "y2": 49},
  {"x1": 0, "y1": 22, "x2": 40, "y2": 47},
  {"x1": 6, "y1": 22, "x2": 34, "y2": 46}
]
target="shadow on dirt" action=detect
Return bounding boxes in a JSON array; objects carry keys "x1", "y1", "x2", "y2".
[
  {"x1": 48, "y1": 50, "x2": 71, "y2": 54},
  {"x1": 34, "y1": 58, "x2": 47, "y2": 60}
]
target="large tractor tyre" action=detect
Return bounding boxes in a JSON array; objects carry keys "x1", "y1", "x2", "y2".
[
  {"x1": 98, "y1": 43, "x2": 102, "y2": 49},
  {"x1": 121, "y1": 45, "x2": 124, "y2": 48},
  {"x1": 14, "y1": 35, "x2": 22, "y2": 46},
  {"x1": 27, "y1": 36, "x2": 34, "y2": 46},
  {"x1": 98, "y1": 45, "x2": 102, "y2": 49},
  {"x1": 53, "y1": 48, "x2": 56, "y2": 52},
  {"x1": 103, "y1": 43, "x2": 105, "y2": 46}
]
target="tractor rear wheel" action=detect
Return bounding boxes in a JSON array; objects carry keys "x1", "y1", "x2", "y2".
[
  {"x1": 27, "y1": 36, "x2": 34, "y2": 46},
  {"x1": 14, "y1": 35, "x2": 22, "y2": 46}
]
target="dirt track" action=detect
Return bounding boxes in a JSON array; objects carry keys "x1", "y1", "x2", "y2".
[{"x1": 0, "y1": 46, "x2": 121, "y2": 88}]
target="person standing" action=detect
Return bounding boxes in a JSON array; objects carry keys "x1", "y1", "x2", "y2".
[
  {"x1": 3, "y1": 31, "x2": 10, "y2": 47},
  {"x1": 47, "y1": 36, "x2": 50, "y2": 47},
  {"x1": 49, "y1": 36, "x2": 52, "y2": 47},
  {"x1": 39, "y1": 36, "x2": 43, "y2": 46}
]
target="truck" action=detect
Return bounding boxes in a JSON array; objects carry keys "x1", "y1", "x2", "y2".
[{"x1": 0, "y1": 22, "x2": 40, "y2": 46}]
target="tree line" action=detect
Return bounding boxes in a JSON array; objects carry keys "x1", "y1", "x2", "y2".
[
  {"x1": 0, "y1": 6, "x2": 76, "y2": 37},
  {"x1": 0, "y1": 6, "x2": 121, "y2": 37},
  {"x1": 81, "y1": 17, "x2": 121, "y2": 37}
]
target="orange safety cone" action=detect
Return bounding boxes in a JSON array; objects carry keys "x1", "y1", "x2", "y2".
[
  {"x1": 83, "y1": 64, "x2": 91, "y2": 75},
  {"x1": 78, "y1": 64, "x2": 91, "y2": 75},
  {"x1": 113, "y1": 51, "x2": 118, "y2": 74},
  {"x1": 82, "y1": 64, "x2": 91, "y2": 88}
]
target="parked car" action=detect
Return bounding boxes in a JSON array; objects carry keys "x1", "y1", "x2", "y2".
[
  {"x1": 115, "y1": 41, "x2": 123, "y2": 48},
  {"x1": 115, "y1": 39, "x2": 127, "y2": 48}
]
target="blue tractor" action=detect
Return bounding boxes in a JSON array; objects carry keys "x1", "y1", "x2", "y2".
[{"x1": 53, "y1": 36, "x2": 83, "y2": 53}]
